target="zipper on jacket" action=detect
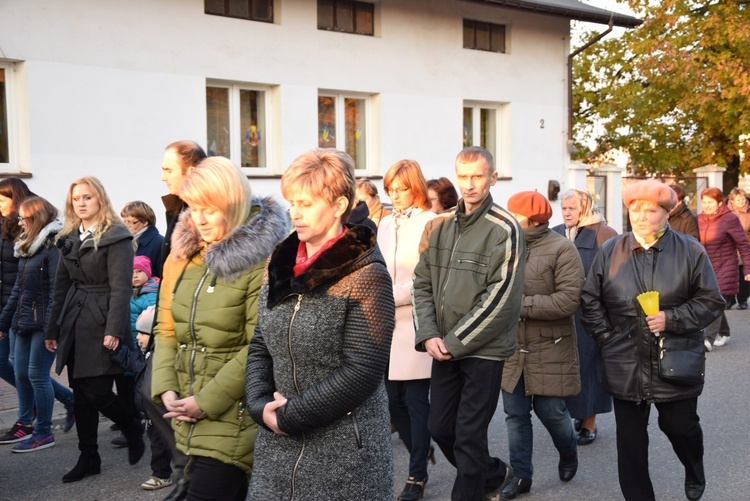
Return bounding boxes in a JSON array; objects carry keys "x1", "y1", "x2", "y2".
[
  {"x1": 457, "y1": 259, "x2": 487, "y2": 267},
  {"x1": 438, "y1": 220, "x2": 462, "y2": 333},
  {"x1": 185, "y1": 268, "x2": 210, "y2": 453},
  {"x1": 16, "y1": 259, "x2": 29, "y2": 329},
  {"x1": 287, "y1": 293, "x2": 304, "y2": 501},
  {"x1": 348, "y1": 411, "x2": 363, "y2": 449}
]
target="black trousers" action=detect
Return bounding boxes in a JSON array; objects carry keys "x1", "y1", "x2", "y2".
[
  {"x1": 738, "y1": 264, "x2": 749, "y2": 303},
  {"x1": 613, "y1": 397, "x2": 704, "y2": 501},
  {"x1": 67, "y1": 350, "x2": 134, "y2": 455},
  {"x1": 185, "y1": 456, "x2": 248, "y2": 501},
  {"x1": 428, "y1": 357, "x2": 507, "y2": 501},
  {"x1": 141, "y1": 355, "x2": 189, "y2": 471}
]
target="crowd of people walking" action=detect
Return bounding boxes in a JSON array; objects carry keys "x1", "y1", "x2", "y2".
[{"x1": 0, "y1": 140, "x2": 739, "y2": 501}]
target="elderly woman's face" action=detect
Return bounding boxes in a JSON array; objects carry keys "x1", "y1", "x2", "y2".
[
  {"x1": 190, "y1": 205, "x2": 228, "y2": 244},
  {"x1": 561, "y1": 197, "x2": 582, "y2": 228},
  {"x1": 287, "y1": 189, "x2": 345, "y2": 253},
  {"x1": 629, "y1": 201, "x2": 668, "y2": 239},
  {"x1": 733, "y1": 194, "x2": 746, "y2": 209},
  {"x1": 701, "y1": 196, "x2": 719, "y2": 215}
]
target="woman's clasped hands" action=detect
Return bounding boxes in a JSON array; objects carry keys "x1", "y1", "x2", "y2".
[{"x1": 161, "y1": 390, "x2": 207, "y2": 423}]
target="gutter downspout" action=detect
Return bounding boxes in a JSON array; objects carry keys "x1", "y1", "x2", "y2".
[{"x1": 567, "y1": 16, "x2": 614, "y2": 149}]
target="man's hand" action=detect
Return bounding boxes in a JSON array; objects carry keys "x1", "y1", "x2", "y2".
[{"x1": 425, "y1": 337, "x2": 453, "y2": 361}]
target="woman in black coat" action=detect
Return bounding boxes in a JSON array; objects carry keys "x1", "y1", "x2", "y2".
[
  {"x1": 581, "y1": 180, "x2": 723, "y2": 501},
  {"x1": 46, "y1": 176, "x2": 144, "y2": 482},
  {"x1": 552, "y1": 189, "x2": 616, "y2": 446}
]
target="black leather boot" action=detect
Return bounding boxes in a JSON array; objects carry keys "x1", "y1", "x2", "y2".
[
  {"x1": 98, "y1": 397, "x2": 145, "y2": 465},
  {"x1": 62, "y1": 452, "x2": 101, "y2": 483}
]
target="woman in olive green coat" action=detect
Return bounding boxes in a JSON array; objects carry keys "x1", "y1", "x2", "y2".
[{"x1": 152, "y1": 157, "x2": 288, "y2": 500}]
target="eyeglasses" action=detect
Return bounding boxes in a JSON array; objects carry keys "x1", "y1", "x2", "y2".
[
  {"x1": 387, "y1": 187, "x2": 410, "y2": 197},
  {"x1": 123, "y1": 219, "x2": 143, "y2": 227},
  {"x1": 17, "y1": 216, "x2": 28, "y2": 222}
]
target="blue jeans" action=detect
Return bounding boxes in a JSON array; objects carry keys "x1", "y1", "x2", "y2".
[
  {"x1": 385, "y1": 377, "x2": 431, "y2": 479},
  {"x1": 502, "y1": 374, "x2": 577, "y2": 479},
  {"x1": 0, "y1": 329, "x2": 16, "y2": 387},
  {"x1": 14, "y1": 330, "x2": 74, "y2": 434}
]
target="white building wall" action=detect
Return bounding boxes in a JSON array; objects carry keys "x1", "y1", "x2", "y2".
[{"x1": 0, "y1": 0, "x2": 573, "y2": 229}]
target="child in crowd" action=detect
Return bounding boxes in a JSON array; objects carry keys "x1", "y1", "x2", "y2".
[
  {"x1": 110, "y1": 306, "x2": 173, "y2": 490},
  {"x1": 131, "y1": 256, "x2": 159, "y2": 339}
]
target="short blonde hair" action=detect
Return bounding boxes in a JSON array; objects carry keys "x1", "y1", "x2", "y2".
[
  {"x1": 59, "y1": 176, "x2": 121, "y2": 248},
  {"x1": 180, "y1": 156, "x2": 252, "y2": 229},
  {"x1": 383, "y1": 160, "x2": 430, "y2": 211},
  {"x1": 281, "y1": 148, "x2": 356, "y2": 224}
]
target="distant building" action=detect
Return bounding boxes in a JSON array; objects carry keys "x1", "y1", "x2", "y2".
[{"x1": 0, "y1": 0, "x2": 638, "y2": 227}]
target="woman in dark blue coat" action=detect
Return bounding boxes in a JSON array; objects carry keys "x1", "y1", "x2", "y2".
[
  {"x1": 121, "y1": 201, "x2": 164, "y2": 278},
  {"x1": 552, "y1": 189, "x2": 616, "y2": 446}
]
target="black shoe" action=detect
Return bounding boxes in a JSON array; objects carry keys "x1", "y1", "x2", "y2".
[
  {"x1": 111, "y1": 433, "x2": 127, "y2": 448},
  {"x1": 501, "y1": 475, "x2": 532, "y2": 499},
  {"x1": 577, "y1": 427, "x2": 597, "y2": 446},
  {"x1": 558, "y1": 450, "x2": 578, "y2": 482},
  {"x1": 685, "y1": 480, "x2": 705, "y2": 500},
  {"x1": 398, "y1": 476, "x2": 428, "y2": 501},
  {"x1": 739, "y1": 301, "x2": 748, "y2": 310},
  {"x1": 62, "y1": 453, "x2": 101, "y2": 483},
  {"x1": 484, "y1": 463, "x2": 514, "y2": 501},
  {"x1": 573, "y1": 419, "x2": 583, "y2": 433},
  {"x1": 163, "y1": 477, "x2": 190, "y2": 501}
]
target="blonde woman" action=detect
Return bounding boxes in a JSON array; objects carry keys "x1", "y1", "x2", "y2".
[
  {"x1": 246, "y1": 148, "x2": 396, "y2": 500},
  {"x1": 378, "y1": 160, "x2": 437, "y2": 500},
  {"x1": 152, "y1": 156, "x2": 288, "y2": 500},
  {"x1": 46, "y1": 177, "x2": 143, "y2": 481}
]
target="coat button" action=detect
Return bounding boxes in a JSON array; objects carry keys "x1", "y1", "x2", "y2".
[
  {"x1": 75, "y1": 262, "x2": 80, "y2": 267},
  {"x1": 76, "y1": 302, "x2": 82, "y2": 307}
]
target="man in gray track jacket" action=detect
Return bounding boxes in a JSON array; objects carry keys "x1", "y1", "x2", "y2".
[{"x1": 413, "y1": 146, "x2": 525, "y2": 501}]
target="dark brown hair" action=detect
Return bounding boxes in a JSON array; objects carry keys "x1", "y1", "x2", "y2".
[
  {"x1": 0, "y1": 178, "x2": 35, "y2": 240},
  {"x1": 427, "y1": 177, "x2": 459, "y2": 212},
  {"x1": 16, "y1": 196, "x2": 58, "y2": 254},
  {"x1": 165, "y1": 141, "x2": 207, "y2": 174}
]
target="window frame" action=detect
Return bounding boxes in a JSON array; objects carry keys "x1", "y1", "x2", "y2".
[
  {"x1": 318, "y1": 90, "x2": 376, "y2": 175},
  {"x1": 317, "y1": 0, "x2": 375, "y2": 36},
  {"x1": 206, "y1": 80, "x2": 275, "y2": 175},
  {"x1": 463, "y1": 101, "x2": 507, "y2": 176},
  {"x1": 463, "y1": 19, "x2": 507, "y2": 54},
  {"x1": 0, "y1": 61, "x2": 19, "y2": 173},
  {"x1": 204, "y1": 0, "x2": 274, "y2": 23}
]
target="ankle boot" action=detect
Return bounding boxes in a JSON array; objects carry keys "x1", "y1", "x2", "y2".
[{"x1": 62, "y1": 452, "x2": 101, "y2": 482}]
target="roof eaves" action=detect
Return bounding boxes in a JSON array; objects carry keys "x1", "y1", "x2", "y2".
[{"x1": 471, "y1": 0, "x2": 642, "y2": 28}]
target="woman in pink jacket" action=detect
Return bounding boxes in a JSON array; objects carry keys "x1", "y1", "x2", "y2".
[
  {"x1": 697, "y1": 187, "x2": 750, "y2": 349},
  {"x1": 377, "y1": 160, "x2": 437, "y2": 501}
]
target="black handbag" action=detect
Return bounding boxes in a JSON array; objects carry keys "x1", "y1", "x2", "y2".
[{"x1": 657, "y1": 332, "x2": 706, "y2": 386}]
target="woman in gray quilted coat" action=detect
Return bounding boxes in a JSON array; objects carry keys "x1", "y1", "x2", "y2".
[{"x1": 245, "y1": 148, "x2": 396, "y2": 501}]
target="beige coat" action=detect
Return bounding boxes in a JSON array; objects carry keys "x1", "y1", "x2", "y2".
[{"x1": 377, "y1": 208, "x2": 436, "y2": 380}]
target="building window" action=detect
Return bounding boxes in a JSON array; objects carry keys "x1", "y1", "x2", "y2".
[
  {"x1": 463, "y1": 20, "x2": 506, "y2": 53},
  {"x1": 318, "y1": 0, "x2": 374, "y2": 36},
  {"x1": 0, "y1": 63, "x2": 16, "y2": 171},
  {"x1": 318, "y1": 93, "x2": 369, "y2": 170},
  {"x1": 464, "y1": 102, "x2": 501, "y2": 167},
  {"x1": 206, "y1": 83, "x2": 270, "y2": 171},
  {"x1": 205, "y1": 0, "x2": 273, "y2": 23}
]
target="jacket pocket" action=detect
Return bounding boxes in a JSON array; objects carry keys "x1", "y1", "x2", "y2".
[{"x1": 348, "y1": 411, "x2": 363, "y2": 449}]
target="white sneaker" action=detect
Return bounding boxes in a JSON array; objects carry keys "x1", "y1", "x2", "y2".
[
  {"x1": 141, "y1": 476, "x2": 173, "y2": 491},
  {"x1": 704, "y1": 339, "x2": 713, "y2": 352},
  {"x1": 713, "y1": 335, "x2": 729, "y2": 347}
]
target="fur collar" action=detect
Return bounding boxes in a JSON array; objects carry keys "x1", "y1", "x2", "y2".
[
  {"x1": 266, "y1": 224, "x2": 382, "y2": 308},
  {"x1": 15, "y1": 220, "x2": 62, "y2": 258},
  {"x1": 170, "y1": 196, "x2": 289, "y2": 282}
]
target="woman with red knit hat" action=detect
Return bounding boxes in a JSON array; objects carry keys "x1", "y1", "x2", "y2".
[{"x1": 500, "y1": 190, "x2": 585, "y2": 499}]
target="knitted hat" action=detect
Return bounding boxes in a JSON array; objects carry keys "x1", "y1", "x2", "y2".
[
  {"x1": 507, "y1": 191, "x2": 553, "y2": 224},
  {"x1": 623, "y1": 179, "x2": 678, "y2": 212},
  {"x1": 133, "y1": 255, "x2": 152, "y2": 278},
  {"x1": 135, "y1": 305, "x2": 156, "y2": 335}
]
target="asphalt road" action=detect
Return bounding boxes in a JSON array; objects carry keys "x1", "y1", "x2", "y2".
[{"x1": 1, "y1": 310, "x2": 749, "y2": 500}]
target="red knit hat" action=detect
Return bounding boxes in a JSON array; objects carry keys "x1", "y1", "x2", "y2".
[
  {"x1": 623, "y1": 179, "x2": 678, "y2": 212},
  {"x1": 507, "y1": 191, "x2": 553, "y2": 224},
  {"x1": 133, "y1": 255, "x2": 152, "y2": 278}
]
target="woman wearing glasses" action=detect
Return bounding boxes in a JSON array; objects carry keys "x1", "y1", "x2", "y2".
[
  {"x1": 121, "y1": 201, "x2": 164, "y2": 278},
  {"x1": 378, "y1": 160, "x2": 437, "y2": 501}
]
